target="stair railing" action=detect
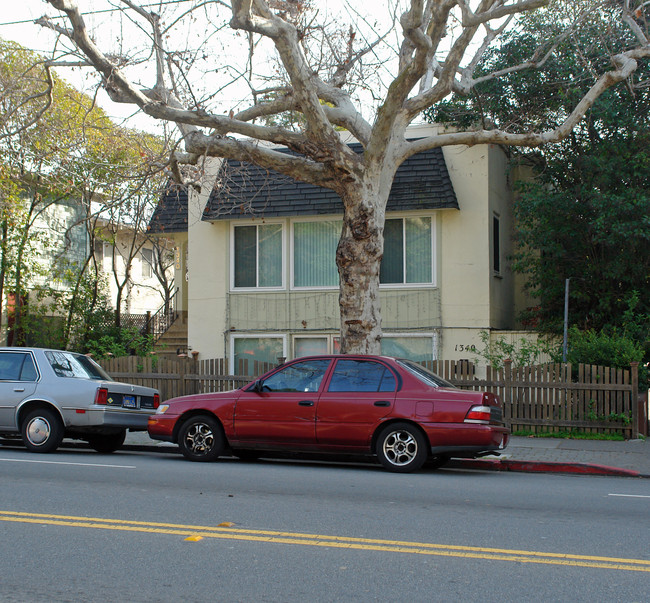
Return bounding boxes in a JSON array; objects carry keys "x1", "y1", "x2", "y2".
[{"x1": 143, "y1": 288, "x2": 179, "y2": 342}]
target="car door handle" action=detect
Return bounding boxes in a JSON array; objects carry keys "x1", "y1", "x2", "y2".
[
  {"x1": 13, "y1": 387, "x2": 25, "y2": 392},
  {"x1": 298, "y1": 400, "x2": 314, "y2": 407},
  {"x1": 374, "y1": 400, "x2": 391, "y2": 407}
]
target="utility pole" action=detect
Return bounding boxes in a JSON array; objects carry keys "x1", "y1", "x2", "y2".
[{"x1": 562, "y1": 278, "x2": 570, "y2": 362}]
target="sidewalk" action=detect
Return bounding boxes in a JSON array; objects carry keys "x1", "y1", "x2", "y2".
[
  {"x1": 448, "y1": 436, "x2": 650, "y2": 478},
  {"x1": 123, "y1": 432, "x2": 650, "y2": 477}
]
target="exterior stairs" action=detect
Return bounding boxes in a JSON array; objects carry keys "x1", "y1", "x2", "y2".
[{"x1": 153, "y1": 312, "x2": 188, "y2": 358}]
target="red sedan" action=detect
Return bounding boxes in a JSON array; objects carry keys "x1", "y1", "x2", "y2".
[{"x1": 148, "y1": 355, "x2": 509, "y2": 473}]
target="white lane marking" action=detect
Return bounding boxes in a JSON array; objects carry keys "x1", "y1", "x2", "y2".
[
  {"x1": 0, "y1": 457, "x2": 136, "y2": 469},
  {"x1": 608, "y1": 493, "x2": 650, "y2": 499}
]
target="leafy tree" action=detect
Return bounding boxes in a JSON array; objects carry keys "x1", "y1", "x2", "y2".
[
  {"x1": 426, "y1": 1, "x2": 650, "y2": 340},
  {"x1": 0, "y1": 39, "x2": 173, "y2": 349},
  {"x1": 37, "y1": 0, "x2": 650, "y2": 353}
]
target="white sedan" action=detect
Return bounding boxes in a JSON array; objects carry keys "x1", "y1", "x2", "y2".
[{"x1": 0, "y1": 347, "x2": 160, "y2": 453}]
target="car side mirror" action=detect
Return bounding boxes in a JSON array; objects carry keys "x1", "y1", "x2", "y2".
[{"x1": 252, "y1": 379, "x2": 264, "y2": 393}]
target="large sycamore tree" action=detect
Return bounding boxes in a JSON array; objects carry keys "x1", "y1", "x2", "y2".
[{"x1": 38, "y1": 0, "x2": 650, "y2": 353}]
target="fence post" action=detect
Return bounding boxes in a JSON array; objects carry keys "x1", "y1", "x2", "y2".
[
  {"x1": 631, "y1": 362, "x2": 639, "y2": 438},
  {"x1": 503, "y1": 359, "x2": 512, "y2": 428},
  {"x1": 178, "y1": 357, "x2": 186, "y2": 398}
]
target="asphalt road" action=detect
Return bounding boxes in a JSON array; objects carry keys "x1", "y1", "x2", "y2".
[{"x1": 0, "y1": 444, "x2": 649, "y2": 602}]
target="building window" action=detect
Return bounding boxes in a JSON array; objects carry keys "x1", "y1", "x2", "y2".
[
  {"x1": 93, "y1": 240, "x2": 104, "y2": 272},
  {"x1": 292, "y1": 220, "x2": 340, "y2": 288},
  {"x1": 103, "y1": 242, "x2": 113, "y2": 273},
  {"x1": 233, "y1": 223, "x2": 283, "y2": 288},
  {"x1": 231, "y1": 335, "x2": 286, "y2": 375},
  {"x1": 141, "y1": 248, "x2": 153, "y2": 279},
  {"x1": 293, "y1": 335, "x2": 340, "y2": 357},
  {"x1": 380, "y1": 217, "x2": 433, "y2": 285},
  {"x1": 492, "y1": 214, "x2": 501, "y2": 274},
  {"x1": 381, "y1": 333, "x2": 438, "y2": 362}
]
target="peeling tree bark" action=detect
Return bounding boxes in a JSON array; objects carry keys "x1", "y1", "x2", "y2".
[{"x1": 337, "y1": 183, "x2": 386, "y2": 354}]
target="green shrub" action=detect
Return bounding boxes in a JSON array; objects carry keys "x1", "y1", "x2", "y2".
[
  {"x1": 474, "y1": 330, "x2": 558, "y2": 369},
  {"x1": 84, "y1": 326, "x2": 154, "y2": 359},
  {"x1": 559, "y1": 326, "x2": 648, "y2": 390}
]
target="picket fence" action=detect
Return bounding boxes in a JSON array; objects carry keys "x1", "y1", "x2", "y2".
[{"x1": 101, "y1": 356, "x2": 644, "y2": 438}]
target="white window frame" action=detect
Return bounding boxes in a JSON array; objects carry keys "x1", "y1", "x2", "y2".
[
  {"x1": 381, "y1": 332, "x2": 439, "y2": 361},
  {"x1": 379, "y1": 213, "x2": 437, "y2": 289},
  {"x1": 290, "y1": 218, "x2": 341, "y2": 291},
  {"x1": 230, "y1": 220, "x2": 286, "y2": 291},
  {"x1": 292, "y1": 334, "x2": 340, "y2": 357},
  {"x1": 229, "y1": 334, "x2": 288, "y2": 373},
  {"x1": 141, "y1": 247, "x2": 154, "y2": 279},
  {"x1": 93, "y1": 239, "x2": 104, "y2": 272},
  {"x1": 102, "y1": 241, "x2": 113, "y2": 273}
]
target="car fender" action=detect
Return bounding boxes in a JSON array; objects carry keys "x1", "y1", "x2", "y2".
[
  {"x1": 172, "y1": 407, "x2": 235, "y2": 444},
  {"x1": 15, "y1": 398, "x2": 65, "y2": 430},
  {"x1": 370, "y1": 418, "x2": 430, "y2": 451}
]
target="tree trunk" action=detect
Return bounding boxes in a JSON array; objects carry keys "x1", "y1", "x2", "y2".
[{"x1": 336, "y1": 178, "x2": 389, "y2": 354}]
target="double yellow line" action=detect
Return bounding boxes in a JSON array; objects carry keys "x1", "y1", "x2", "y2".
[{"x1": 1, "y1": 510, "x2": 649, "y2": 572}]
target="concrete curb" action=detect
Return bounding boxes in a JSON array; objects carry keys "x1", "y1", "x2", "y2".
[{"x1": 448, "y1": 458, "x2": 645, "y2": 478}]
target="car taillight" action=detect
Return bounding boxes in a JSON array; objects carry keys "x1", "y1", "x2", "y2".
[
  {"x1": 95, "y1": 387, "x2": 108, "y2": 405},
  {"x1": 464, "y1": 405, "x2": 491, "y2": 424},
  {"x1": 153, "y1": 393, "x2": 160, "y2": 409}
]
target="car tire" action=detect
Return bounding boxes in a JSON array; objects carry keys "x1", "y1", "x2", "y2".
[
  {"x1": 87, "y1": 429, "x2": 126, "y2": 454},
  {"x1": 233, "y1": 450, "x2": 261, "y2": 462},
  {"x1": 21, "y1": 408, "x2": 64, "y2": 453},
  {"x1": 375, "y1": 422, "x2": 428, "y2": 473},
  {"x1": 426, "y1": 455, "x2": 449, "y2": 470},
  {"x1": 178, "y1": 415, "x2": 225, "y2": 462}
]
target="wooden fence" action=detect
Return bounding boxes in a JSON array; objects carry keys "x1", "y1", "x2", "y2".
[
  {"x1": 102, "y1": 356, "x2": 643, "y2": 439},
  {"x1": 101, "y1": 356, "x2": 274, "y2": 402},
  {"x1": 422, "y1": 360, "x2": 642, "y2": 438}
]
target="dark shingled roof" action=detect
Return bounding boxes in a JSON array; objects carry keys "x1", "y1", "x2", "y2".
[
  {"x1": 148, "y1": 184, "x2": 189, "y2": 234},
  {"x1": 149, "y1": 143, "x2": 458, "y2": 233}
]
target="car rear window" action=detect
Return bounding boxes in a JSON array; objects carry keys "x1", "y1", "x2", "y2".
[
  {"x1": 45, "y1": 351, "x2": 112, "y2": 381},
  {"x1": 328, "y1": 359, "x2": 396, "y2": 392},
  {"x1": 396, "y1": 359, "x2": 455, "y2": 388}
]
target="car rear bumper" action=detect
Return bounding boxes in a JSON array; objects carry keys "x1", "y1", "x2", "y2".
[
  {"x1": 423, "y1": 423, "x2": 509, "y2": 457},
  {"x1": 61, "y1": 407, "x2": 152, "y2": 430}
]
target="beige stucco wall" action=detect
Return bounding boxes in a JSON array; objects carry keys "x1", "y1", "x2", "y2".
[
  {"x1": 488, "y1": 144, "x2": 516, "y2": 329},
  {"x1": 186, "y1": 163, "x2": 230, "y2": 358},
  {"x1": 438, "y1": 143, "x2": 515, "y2": 361}
]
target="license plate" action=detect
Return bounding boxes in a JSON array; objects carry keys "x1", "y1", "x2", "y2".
[{"x1": 123, "y1": 395, "x2": 137, "y2": 408}]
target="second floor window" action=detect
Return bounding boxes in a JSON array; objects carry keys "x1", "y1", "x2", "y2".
[
  {"x1": 233, "y1": 223, "x2": 283, "y2": 288},
  {"x1": 492, "y1": 215, "x2": 501, "y2": 274},
  {"x1": 380, "y1": 217, "x2": 433, "y2": 285},
  {"x1": 231, "y1": 216, "x2": 434, "y2": 290},
  {"x1": 293, "y1": 220, "x2": 340, "y2": 288},
  {"x1": 141, "y1": 248, "x2": 153, "y2": 279}
]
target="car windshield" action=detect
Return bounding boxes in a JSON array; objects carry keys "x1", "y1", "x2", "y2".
[
  {"x1": 45, "y1": 351, "x2": 112, "y2": 381},
  {"x1": 396, "y1": 359, "x2": 455, "y2": 388}
]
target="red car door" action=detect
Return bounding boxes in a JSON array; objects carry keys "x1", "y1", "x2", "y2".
[
  {"x1": 316, "y1": 358, "x2": 397, "y2": 448},
  {"x1": 233, "y1": 358, "x2": 332, "y2": 447}
]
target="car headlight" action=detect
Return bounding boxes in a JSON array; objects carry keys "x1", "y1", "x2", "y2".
[{"x1": 156, "y1": 404, "x2": 170, "y2": 414}]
